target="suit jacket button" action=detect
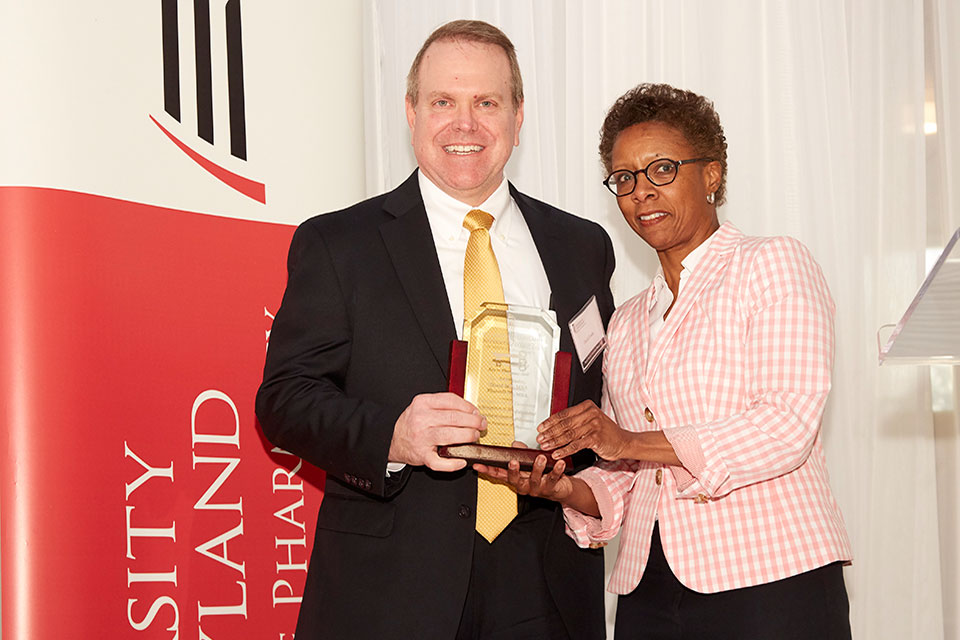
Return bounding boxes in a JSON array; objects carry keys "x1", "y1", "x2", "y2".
[
  {"x1": 655, "y1": 469, "x2": 663, "y2": 486},
  {"x1": 458, "y1": 505, "x2": 471, "y2": 519},
  {"x1": 644, "y1": 408, "x2": 655, "y2": 422}
]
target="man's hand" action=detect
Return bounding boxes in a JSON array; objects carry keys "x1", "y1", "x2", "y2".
[
  {"x1": 536, "y1": 400, "x2": 631, "y2": 461},
  {"x1": 388, "y1": 392, "x2": 486, "y2": 471}
]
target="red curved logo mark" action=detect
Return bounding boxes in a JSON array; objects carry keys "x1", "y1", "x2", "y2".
[{"x1": 150, "y1": 115, "x2": 266, "y2": 204}]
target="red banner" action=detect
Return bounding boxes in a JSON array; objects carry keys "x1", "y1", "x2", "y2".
[{"x1": 1, "y1": 186, "x2": 323, "y2": 638}]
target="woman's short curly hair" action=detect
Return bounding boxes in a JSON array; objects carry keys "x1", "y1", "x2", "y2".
[{"x1": 599, "y1": 83, "x2": 728, "y2": 205}]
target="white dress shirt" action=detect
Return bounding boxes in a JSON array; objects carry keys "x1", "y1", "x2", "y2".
[
  {"x1": 387, "y1": 173, "x2": 552, "y2": 472},
  {"x1": 648, "y1": 230, "x2": 716, "y2": 341},
  {"x1": 418, "y1": 172, "x2": 551, "y2": 338}
]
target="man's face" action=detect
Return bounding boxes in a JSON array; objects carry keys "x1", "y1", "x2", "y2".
[{"x1": 406, "y1": 39, "x2": 523, "y2": 206}]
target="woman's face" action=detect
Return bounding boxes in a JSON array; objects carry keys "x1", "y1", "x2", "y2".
[{"x1": 610, "y1": 121, "x2": 721, "y2": 257}]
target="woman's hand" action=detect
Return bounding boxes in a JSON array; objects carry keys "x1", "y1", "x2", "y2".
[
  {"x1": 473, "y1": 442, "x2": 573, "y2": 502},
  {"x1": 536, "y1": 400, "x2": 632, "y2": 461}
]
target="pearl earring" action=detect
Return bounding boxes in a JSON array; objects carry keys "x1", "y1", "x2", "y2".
[{"x1": 706, "y1": 192, "x2": 715, "y2": 204}]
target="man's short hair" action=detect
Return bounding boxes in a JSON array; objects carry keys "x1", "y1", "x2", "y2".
[{"x1": 406, "y1": 19, "x2": 524, "y2": 110}]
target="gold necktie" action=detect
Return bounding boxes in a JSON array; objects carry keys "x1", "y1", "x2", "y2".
[{"x1": 463, "y1": 209, "x2": 516, "y2": 542}]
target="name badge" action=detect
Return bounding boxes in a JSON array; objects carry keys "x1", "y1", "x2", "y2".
[{"x1": 568, "y1": 295, "x2": 606, "y2": 372}]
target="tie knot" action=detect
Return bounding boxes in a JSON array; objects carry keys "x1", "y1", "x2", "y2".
[{"x1": 463, "y1": 209, "x2": 495, "y2": 233}]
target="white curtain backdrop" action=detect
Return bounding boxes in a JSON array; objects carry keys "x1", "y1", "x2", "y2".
[
  {"x1": 363, "y1": 1, "x2": 951, "y2": 637},
  {"x1": 930, "y1": 0, "x2": 960, "y2": 635}
]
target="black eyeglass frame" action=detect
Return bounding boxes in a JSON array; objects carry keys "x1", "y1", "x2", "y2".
[{"x1": 603, "y1": 157, "x2": 715, "y2": 196}]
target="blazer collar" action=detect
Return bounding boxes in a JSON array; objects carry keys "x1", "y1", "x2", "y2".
[
  {"x1": 645, "y1": 221, "x2": 743, "y2": 379},
  {"x1": 378, "y1": 173, "x2": 579, "y2": 376},
  {"x1": 379, "y1": 171, "x2": 458, "y2": 378},
  {"x1": 510, "y1": 184, "x2": 561, "y2": 240},
  {"x1": 510, "y1": 184, "x2": 564, "y2": 308}
]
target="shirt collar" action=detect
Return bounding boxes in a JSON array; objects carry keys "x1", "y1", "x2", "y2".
[
  {"x1": 648, "y1": 228, "x2": 718, "y2": 311},
  {"x1": 650, "y1": 268, "x2": 669, "y2": 308},
  {"x1": 679, "y1": 228, "x2": 717, "y2": 278},
  {"x1": 418, "y1": 171, "x2": 513, "y2": 241}
]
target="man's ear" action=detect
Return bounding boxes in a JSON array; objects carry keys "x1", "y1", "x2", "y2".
[
  {"x1": 514, "y1": 100, "x2": 524, "y2": 146},
  {"x1": 405, "y1": 95, "x2": 417, "y2": 135}
]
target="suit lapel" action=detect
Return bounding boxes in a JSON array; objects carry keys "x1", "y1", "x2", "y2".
[
  {"x1": 604, "y1": 289, "x2": 653, "y2": 429},
  {"x1": 379, "y1": 172, "x2": 458, "y2": 378},
  {"x1": 511, "y1": 186, "x2": 571, "y2": 324},
  {"x1": 632, "y1": 286, "x2": 655, "y2": 387},
  {"x1": 646, "y1": 222, "x2": 742, "y2": 381}
]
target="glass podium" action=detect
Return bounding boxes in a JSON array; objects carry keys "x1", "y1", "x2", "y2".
[{"x1": 879, "y1": 227, "x2": 960, "y2": 365}]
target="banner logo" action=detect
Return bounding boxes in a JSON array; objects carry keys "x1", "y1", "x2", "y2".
[{"x1": 153, "y1": 0, "x2": 266, "y2": 203}]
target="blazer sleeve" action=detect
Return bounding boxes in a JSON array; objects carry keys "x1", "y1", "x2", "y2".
[
  {"x1": 563, "y1": 375, "x2": 641, "y2": 546},
  {"x1": 256, "y1": 221, "x2": 407, "y2": 498},
  {"x1": 663, "y1": 237, "x2": 835, "y2": 499}
]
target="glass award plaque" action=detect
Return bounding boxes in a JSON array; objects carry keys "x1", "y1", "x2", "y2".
[{"x1": 439, "y1": 303, "x2": 573, "y2": 472}]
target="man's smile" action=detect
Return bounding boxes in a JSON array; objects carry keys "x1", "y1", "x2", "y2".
[{"x1": 443, "y1": 144, "x2": 485, "y2": 155}]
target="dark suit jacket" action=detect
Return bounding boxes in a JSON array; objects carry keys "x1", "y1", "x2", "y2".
[{"x1": 256, "y1": 171, "x2": 615, "y2": 639}]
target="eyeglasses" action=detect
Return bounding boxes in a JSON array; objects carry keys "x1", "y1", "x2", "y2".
[{"x1": 603, "y1": 157, "x2": 714, "y2": 196}]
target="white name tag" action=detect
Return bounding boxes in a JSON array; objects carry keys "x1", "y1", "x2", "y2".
[{"x1": 568, "y1": 295, "x2": 606, "y2": 372}]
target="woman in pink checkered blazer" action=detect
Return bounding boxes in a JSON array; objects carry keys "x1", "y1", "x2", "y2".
[{"x1": 478, "y1": 84, "x2": 852, "y2": 639}]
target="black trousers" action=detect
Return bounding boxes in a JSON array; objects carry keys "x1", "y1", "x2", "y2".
[
  {"x1": 456, "y1": 505, "x2": 570, "y2": 640},
  {"x1": 615, "y1": 523, "x2": 851, "y2": 640}
]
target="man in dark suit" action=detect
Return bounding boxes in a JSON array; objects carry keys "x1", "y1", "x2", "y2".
[{"x1": 256, "y1": 19, "x2": 614, "y2": 639}]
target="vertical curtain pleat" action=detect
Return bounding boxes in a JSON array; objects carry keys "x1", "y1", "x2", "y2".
[{"x1": 930, "y1": 0, "x2": 960, "y2": 637}]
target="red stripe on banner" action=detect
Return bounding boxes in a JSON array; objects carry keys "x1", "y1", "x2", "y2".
[
  {"x1": 149, "y1": 115, "x2": 267, "y2": 204},
  {"x1": 0, "y1": 186, "x2": 320, "y2": 639}
]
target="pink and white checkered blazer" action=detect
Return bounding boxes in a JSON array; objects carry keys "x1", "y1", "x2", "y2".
[{"x1": 564, "y1": 221, "x2": 852, "y2": 594}]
